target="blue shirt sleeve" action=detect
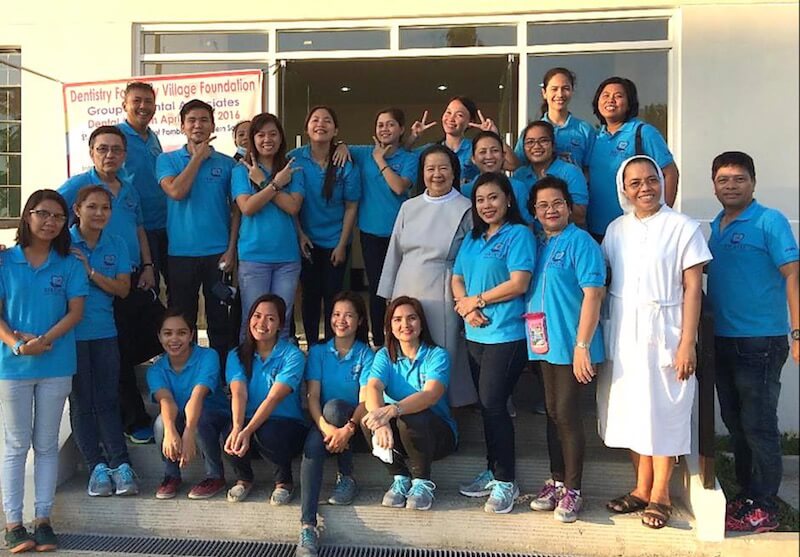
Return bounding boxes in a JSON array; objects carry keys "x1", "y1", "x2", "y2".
[
  {"x1": 231, "y1": 164, "x2": 252, "y2": 199},
  {"x1": 225, "y1": 349, "x2": 247, "y2": 385},
  {"x1": 342, "y1": 164, "x2": 361, "y2": 202},
  {"x1": 368, "y1": 347, "x2": 392, "y2": 386},
  {"x1": 286, "y1": 167, "x2": 305, "y2": 197},
  {"x1": 423, "y1": 346, "x2": 450, "y2": 388},
  {"x1": 196, "y1": 349, "x2": 222, "y2": 394},
  {"x1": 146, "y1": 359, "x2": 169, "y2": 401},
  {"x1": 506, "y1": 227, "x2": 535, "y2": 273},
  {"x1": 563, "y1": 164, "x2": 589, "y2": 206},
  {"x1": 358, "y1": 347, "x2": 376, "y2": 388},
  {"x1": 763, "y1": 209, "x2": 800, "y2": 268},
  {"x1": 275, "y1": 346, "x2": 305, "y2": 392},
  {"x1": 113, "y1": 235, "x2": 132, "y2": 275},
  {"x1": 65, "y1": 255, "x2": 90, "y2": 299},
  {"x1": 573, "y1": 232, "x2": 607, "y2": 288},
  {"x1": 452, "y1": 237, "x2": 468, "y2": 277},
  {"x1": 640, "y1": 124, "x2": 674, "y2": 169},
  {"x1": 348, "y1": 145, "x2": 372, "y2": 166},
  {"x1": 304, "y1": 345, "x2": 323, "y2": 382},
  {"x1": 579, "y1": 121, "x2": 596, "y2": 168},
  {"x1": 57, "y1": 176, "x2": 82, "y2": 210},
  {"x1": 399, "y1": 150, "x2": 419, "y2": 182},
  {"x1": 156, "y1": 152, "x2": 179, "y2": 183}
]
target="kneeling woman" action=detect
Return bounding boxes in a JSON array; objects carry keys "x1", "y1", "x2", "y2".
[
  {"x1": 452, "y1": 173, "x2": 535, "y2": 514},
  {"x1": 147, "y1": 308, "x2": 231, "y2": 500},
  {"x1": 362, "y1": 296, "x2": 457, "y2": 511},
  {"x1": 224, "y1": 294, "x2": 309, "y2": 504},
  {"x1": 0, "y1": 190, "x2": 87, "y2": 553},
  {"x1": 297, "y1": 291, "x2": 375, "y2": 557}
]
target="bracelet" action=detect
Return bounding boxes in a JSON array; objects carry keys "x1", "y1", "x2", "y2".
[
  {"x1": 346, "y1": 419, "x2": 358, "y2": 430},
  {"x1": 392, "y1": 403, "x2": 403, "y2": 417},
  {"x1": 269, "y1": 182, "x2": 280, "y2": 192},
  {"x1": 575, "y1": 341, "x2": 590, "y2": 350},
  {"x1": 380, "y1": 165, "x2": 389, "y2": 174},
  {"x1": 11, "y1": 339, "x2": 24, "y2": 356},
  {"x1": 89, "y1": 268, "x2": 96, "y2": 280},
  {"x1": 141, "y1": 262, "x2": 154, "y2": 268}
]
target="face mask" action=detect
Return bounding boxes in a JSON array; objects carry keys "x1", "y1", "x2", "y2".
[{"x1": 236, "y1": 146, "x2": 247, "y2": 157}]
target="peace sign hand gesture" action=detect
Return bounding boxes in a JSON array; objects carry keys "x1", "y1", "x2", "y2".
[
  {"x1": 272, "y1": 158, "x2": 300, "y2": 189},
  {"x1": 409, "y1": 110, "x2": 438, "y2": 141},
  {"x1": 241, "y1": 152, "x2": 267, "y2": 187},
  {"x1": 468, "y1": 110, "x2": 499, "y2": 134}
]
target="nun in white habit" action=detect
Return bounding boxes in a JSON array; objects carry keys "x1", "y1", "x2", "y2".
[{"x1": 597, "y1": 155, "x2": 711, "y2": 529}]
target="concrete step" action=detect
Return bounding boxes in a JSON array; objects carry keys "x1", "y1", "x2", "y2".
[{"x1": 51, "y1": 478, "x2": 705, "y2": 557}]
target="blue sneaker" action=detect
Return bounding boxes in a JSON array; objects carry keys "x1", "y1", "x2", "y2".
[
  {"x1": 459, "y1": 469, "x2": 495, "y2": 497},
  {"x1": 484, "y1": 480, "x2": 519, "y2": 514},
  {"x1": 109, "y1": 463, "x2": 140, "y2": 496},
  {"x1": 87, "y1": 463, "x2": 114, "y2": 497},
  {"x1": 406, "y1": 479, "x2": 436, "y2": 511},
  {"x1": 125, "y1": 426, "x2": 154, "y2": 444},
  {"x1": 328, "y1": 474, "x2": 358, "y2": 505},
  {"x1": 381, "y1": 475, "x2": 411, "y2": 508},
  {"x1": 295, "y1": 526, "x2": 319, "y2": 557}
]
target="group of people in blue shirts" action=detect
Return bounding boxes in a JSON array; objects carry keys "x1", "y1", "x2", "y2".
[{"x1": 0, "y1": 65, "x2": 797, "y2": 556}]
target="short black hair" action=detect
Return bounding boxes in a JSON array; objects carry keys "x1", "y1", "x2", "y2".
[
  {"x1": 17, "y1": 189, "x2": 71, "y2": 257},
  {"x1": 180, "y1": 99, "x2": 214, "y2": 125},
  {"x1": 414, "y1": 144, "x2": 461, "y2": 196},
  {"x1": 528, "y1": 176, "x2": 574, "y2": 217},
  {"x1": 712, "y1": 151, "x2": 756, "y2": 181},
  {"x1": 592, "y1": 77, "x2": 639, "y2": 126},
  {"x1": 470, "y1": 172, "x2": 525, "y2": 239},
  {"x1": 89, "y1": 126, "x2": 127, "y2": 149}
]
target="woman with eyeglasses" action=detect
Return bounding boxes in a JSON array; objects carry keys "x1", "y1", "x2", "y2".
[
  {"x1": 524, "y1": 177, "x2": 605, "y2": 524},
  {"x1": 452, "y1": 172, "x2": 535, "y2": 515},
  {"x1": 0, "y1": 190, "x2": 88, "y2": 553},
  {"x1": 512, "y1": 121, "x2": 589, "y2": 229},
  {"x1": 587, "y1": 77, "x2": 678, "y2": 239},
  {"x1": 598, "y1": 155, "x2": 710, "y2": 529},
  {"x1": 511, "y1": 67, "x2": 596, "y2": 170}
]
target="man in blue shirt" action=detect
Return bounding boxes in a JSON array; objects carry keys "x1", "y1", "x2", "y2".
[
  {"x1": 118, "y1": 81, "x2": 167, "y2": 293},
  {"x1": 157, "y1": 99, "x2": 238, "y2": 370},
  {"x1": 706, "y1": 151, "x2": 800, "y2": 533}
]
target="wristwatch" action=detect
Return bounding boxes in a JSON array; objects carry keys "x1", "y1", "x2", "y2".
[
  {"x1": 11, "y1": 339, "x2": 24, "y2": 356},
  {"x1": 476, "y1": 294, "x2": 486, "y2": 309},
  {"x1": 575, "y1": 341, "x2": 590, "y2": 350},
  {"x1": 791, "y1": 329, "x2": 800, "y2": 341}
]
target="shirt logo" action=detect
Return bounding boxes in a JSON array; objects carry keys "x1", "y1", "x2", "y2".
[
  {"x1": 617, "y1": 141, "x2": 629, "y2": 151},
  {"x1": 104, "y1": 254, "x2": 117, "y2": 266},
  {"x1": 125, "y1": 198, "x2": 137, "y2": 210},
  {"x1": 570, "y1": 138, "x2": 582, "y2": 147},
  {"x1": 50, "y1": 275, "x2": 64, "y2": 288},
  {"x1": 351, "y1": 363, "x2": 362, "y2": 381},
  {"x1": 211, "y1": 168, "x2": 222, "y2": 177},
  {"x1": 552, "y1": 250, "x2": 565, "y2": 261},
  {"x1": 731, "y1": 233, "x2": 744, "y2": 244}
]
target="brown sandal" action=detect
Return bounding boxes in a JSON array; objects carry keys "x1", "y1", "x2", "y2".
[
  {"x1": 642, "y1": 502, "x2": 672, "y2": 529},
  {"x1": 606, "y1": 493, "x2": 648, "y2": 514}
]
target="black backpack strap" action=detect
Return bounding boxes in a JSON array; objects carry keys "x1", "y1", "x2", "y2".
[{"x1": 634, "y1": 122, "x2": 645, "y2": 156}]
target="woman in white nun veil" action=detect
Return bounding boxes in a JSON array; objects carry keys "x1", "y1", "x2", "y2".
[{"x1": 597, "y1": 155, "x2": 711, "y2": 529}]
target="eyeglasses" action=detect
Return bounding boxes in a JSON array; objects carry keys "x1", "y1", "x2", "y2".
[
  {"x1": 533, "y1": 199, "x2": 567, "y2": 211},
  {"x1": 524, "y1": 138, "x2": 553, "y2": 147},
  {"x1": 93, "y1": 145, "x2": 125, "y2": 156},
  {"x1": 624, "y1": 176, "x2": 661, "y2": 190},
  {"x1": 29, "y1": 209, "x2": 68, "y2": 223}
]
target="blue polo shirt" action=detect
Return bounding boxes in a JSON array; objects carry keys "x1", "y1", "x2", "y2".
[
  {"x1": 453, "y1": 223, "x2": 535, "y2": 344},
  {"x1": 512, "y1": 158, "x2": 589, "y2": 207},
  {"x1": 514, "y1": 113, "x2": 596, "y2": 168},
  {"x1": 156, "y1": 146, "x2": 236, "y2": 257},
  {"x1": 587, "y1": 118, "x2": 673, "y2": 236},
  {"x1": 707, "y1": 201, "x2": 800, "y2": 337},
  {"x1": 70, "y1": 226, "x2": 130, "y2": 341},
  {"x1": 369, "y1": 344, "x2": 457, "y2": 440},
  {"x1": 117, "y1": 121, "x2": 166, "y2": 231},
  {"x1": 225, "y1": 339, "x2": 306, "y2": 422},
  {"x1": 305, "y1": 339, "x2": 375, "y2": 406},
  {"x1": 289, "y1": 145, "x2": 361, "y2": 249},
  {"x1": 147, "y1": 345, "x2": 229, "y2": 414},
  {"x1": 231, "y1": 163, "x2": 305, "y2": 264},
  {"x1": 416, "y1": 138, "x2": 478, "y2": 186},
  {"x1": 462, "y1": 175, "x2": 534, "y2": 225},
  {"x1": 58, "y1": 168, "x2": 143, "y2": 268},
  {"x1": 350, "y1": 146, "x2": 418, "y2": 237},
  {"x1": 0, "y1": 246, "x2": 89, "y2": 380},
  {"x1": 526, "y1": 224, "x2": 606, "y2": 364}
]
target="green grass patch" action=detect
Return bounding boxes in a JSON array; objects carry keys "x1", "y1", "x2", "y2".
[
  {"x1": 715, "y1": 433, "x2": 799, "y2": 456},
  {"x1": 715, "y1": 451, "x2": 799, "y2": 532}
]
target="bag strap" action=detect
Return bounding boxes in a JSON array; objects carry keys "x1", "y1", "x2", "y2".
[{"x1": 634, "y1": 122, "x2": 645, "y2": 156}]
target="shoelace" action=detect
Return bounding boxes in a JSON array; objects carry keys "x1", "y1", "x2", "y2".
[
  {"x1": 408, "y1": 479, "x2": 436, "y2": 498},
  {"x1": 487, "y1": 480, "x2": 515, "y2": 500},
  {"x1": 390, "y1": 477, "x2": 410, "y2": 494},
  {"x1": 560, "y1": 490, "x2": 578, "y2": 511},
  {"x1": 300, "y1": 527, "x2": 317, "y2": 547},
  {"x1": 474, "y1": 470, "x2": 494, "y2": 486},
  {"x1": 111, "y1": 465, "x2": 137, "y2": 483},
  {"x1": 332, "y1": 476, "x2": 354, "y2": 496},
  {"x1": 91, "y1": 466, "x2": 111, "y2": 483},
  {"x1": 536, "y1": 481, "x2": 557, "y2": 500}
]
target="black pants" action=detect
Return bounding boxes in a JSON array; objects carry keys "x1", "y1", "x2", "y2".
[
  {"x1": 467, "y1": 339, "x2": 526, "y2": 482},
  {"x1": 360, "y1": 232, "x2": 390, "y2": 346},
  {"x1": 168, "y1": 254, "x2": 233, "y2": 371},
  {"x1": 540, "y1": 361, "x2": 586, "y2": 490},
  {"x1": 300, "y1": 246, "x2": 350, "y2": 346},
  {"x1": 145, "y1": 228, "x2": 169, "y2": 298},
  {"x1": 362, "y1": 410, "x2": 455, "y2": 480},
  {"x1": 224, "y1": 417, "x2": 308, "y2": 485}
]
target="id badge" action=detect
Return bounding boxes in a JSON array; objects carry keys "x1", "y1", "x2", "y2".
[{"x1": 524, "y1": 312, "x2": 549, "y2": 354}]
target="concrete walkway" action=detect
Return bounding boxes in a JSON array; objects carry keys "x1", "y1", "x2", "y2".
[{"x1": 779, "y1": 455, "x2": 799, "y2": 510}]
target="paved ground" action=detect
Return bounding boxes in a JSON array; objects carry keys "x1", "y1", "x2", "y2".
[{"x1": 779, "y1": 455, "x2": 799, "y2": 510}]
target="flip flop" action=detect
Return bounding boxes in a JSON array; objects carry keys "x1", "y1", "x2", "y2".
[
  {"x1": 642, "y1": 502, "x2": 672, "y2": 529},
  {"x1": 606, "y1": 493, "x2": 648, "y2": 514}
]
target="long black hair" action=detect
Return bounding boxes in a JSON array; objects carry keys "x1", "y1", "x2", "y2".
[
  {"x1": 331, "y1": 291, "x2": 369, "y2": 344},
  {"x1": 470, "y1": 172, "x2": 525, "y2": 239},
  {"x1": 304, "y1": 105, "x2": 339, "y2": 203},
  {"x1": 237, "y1": 293, "x2": 287, "y2": 379},
  {"x1": 17, "y1": 189, "x2": 71, "y2": 256},
  {"x1": 539, "y1": 67, "x2": 576, "y2": 116},
  {"x1": 519, "y1": 120, "x2": 556, "y2": 166},
  {"x1": 592, "y1": 77, "x2": 640, "y2": 126},
  {"x1": 247, "y1": 112, "x2": 288, "y2": 174},
  {"x1": 383, "y1": 296, "x2": 438, "y2": 363},
  {"x1": 73, "y1": 185, "x2": 112, "y2": 228}
]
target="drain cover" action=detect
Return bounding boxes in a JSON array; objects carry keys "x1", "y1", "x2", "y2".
[{"x1": 59, "y1": 533, "x2": 566, "y2": 557}]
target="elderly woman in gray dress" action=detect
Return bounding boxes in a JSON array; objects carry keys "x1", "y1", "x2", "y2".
[{"x1": 377, "y1": 144, "x2": 476, "y2": 406}]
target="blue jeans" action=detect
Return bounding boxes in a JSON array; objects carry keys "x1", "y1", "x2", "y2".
[
  {"x1": 715, "y1": 336, "x2": 789, "y2": 509},
  {"x1": 238, "y1": 260, "x2": 301, "y2": 341},
  {"x1": 300, "y1": 399, "x2": 358, "y2": 526},
  {"x1": 0, "y1": 376, "x2": 72, "y2": 524},
  {"x1": 70, "y1": 338, "x2": 130, "y2": 470},
  {"x1": 153, "y1": 408, "x2": 230, "y2": 480}
]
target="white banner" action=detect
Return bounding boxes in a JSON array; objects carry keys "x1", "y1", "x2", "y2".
[{"x1": 63, "y1": 69, "x2": 263, "y2": 175}]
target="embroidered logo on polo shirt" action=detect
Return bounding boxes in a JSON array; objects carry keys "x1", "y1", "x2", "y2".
[
  {"x1": 50, "y1": 275, "x2": 64, "y2": 288},
  {"x1": 731, "y1": 233, "x2": 745, "y2": 244},
  {"x1": 211, "y1": 168, "x2": 222, "y2": 177},
  {"x1": 617, "y1": 141, "x2": 629, "y2": 151},
  {"x1": 351, "y1": 363, "x2": 362, "y2": 381},
  {"x1": 571, "y1": 138, "x2": 582, "y2": 147},
  {"x1": 104, "y1": 254, "x2": 117, "y2": 267},
  {"x1": 551, "y1": 250, "x2": 567, "y2": 268},
  {"x1": 125, "y1": 198, "x2": 137, "y2": 210}
]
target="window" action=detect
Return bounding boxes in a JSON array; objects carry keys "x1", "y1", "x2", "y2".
[
  {"x1": 277, "y1": 29, "x2": 389, "y2": 52},
  {"x1": 142, "y1": 61, "x2": 264, "y2": 75},
  {"x1": 0, "y1": 49, "x2": 21, "y2": 218},
  {"x1": 400, "y1": 25, "x2": 516, "y2": 49},
  {"x1": 528, "y1": 19, "x2": 669, "y2": 45},
  {"x1": 143, "y1": 32, "x2": 268, "y2": 54}
]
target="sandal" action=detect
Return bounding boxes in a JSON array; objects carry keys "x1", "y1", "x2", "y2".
[
  {"x1": 642, "y1": 502, "x2": 672, "y2": 529},
  {"x1": 606, "y1": 493, "x2": 648, "y2": 514}
]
